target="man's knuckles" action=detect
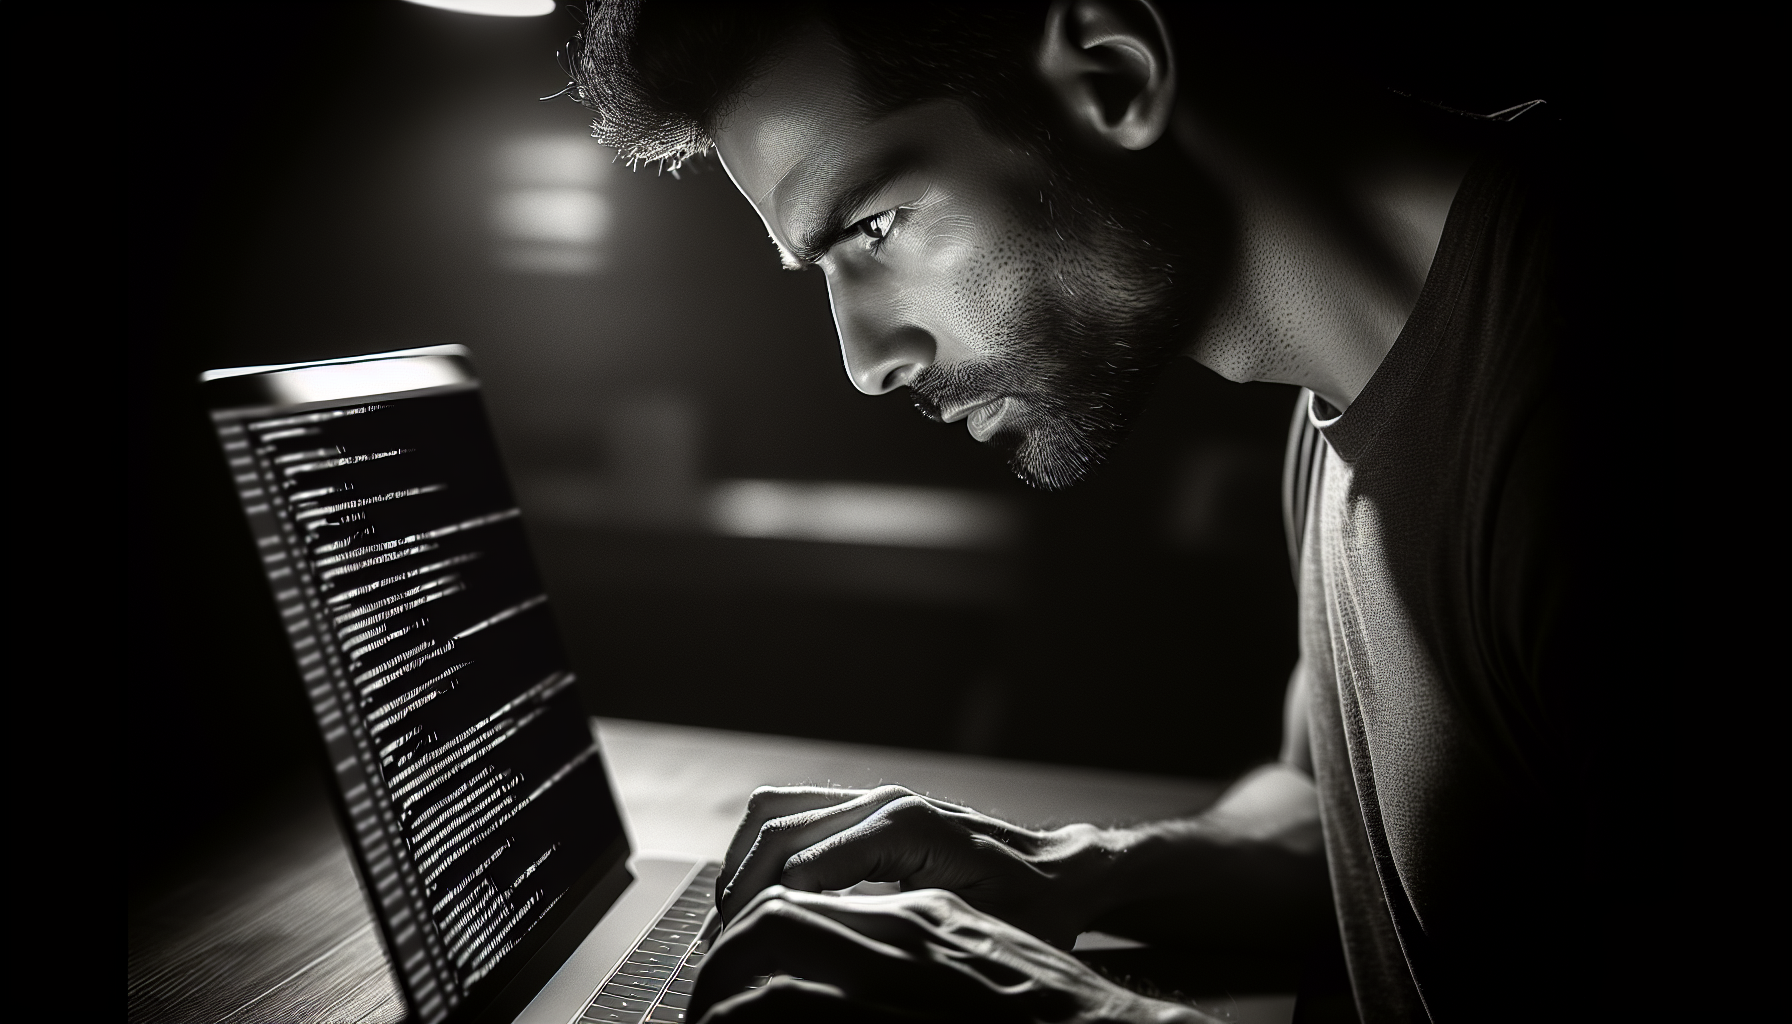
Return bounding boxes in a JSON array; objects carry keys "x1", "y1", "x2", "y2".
[
  {"x1": 739, "y1": 887, "x2": 958, "y2": 945},
  {"x1": 729, "y1": 886, "x2": 903, "y2": 943},
  {"x1": 879, "y1": 792, "x2": 940, "y2": 823},
  {"x1": 756, "y1": 792, "x2": 929, "y2": 856},
  {"x1": 747, "y1": 784, "x2": 843, "y2": 806},
  {"x1": 865, "y1": 783, "x2": 918, "y2": 803},
  {"x1": 742, "y1": 784, "x2": 784, "y2": 811},
  {"x1": 892, "y1": 887, "x2": 972, "y2": 922},
  {"x1": 726, "y1": 883, "x2": 799, "y2": 922},
  {"x1": 740, "y1": 786, "x2": 924, "y2": 850},
  {"x1": 733, "y1": 896, "x2": 824, "y2": 942},
  {"x1": 738, "y1": 787, "x2": 848, "y2": 835},
  {"x1": 756, "y1": 811, "x2": 816, "y2": 841}
]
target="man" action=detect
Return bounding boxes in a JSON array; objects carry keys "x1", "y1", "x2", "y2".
[{"x1": 562, "y1": 2, "x2": 1599, "y2": 1020}]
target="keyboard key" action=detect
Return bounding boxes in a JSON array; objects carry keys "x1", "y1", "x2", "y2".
[
  {"x1": 637, "y1": 938, "x2": 690, "y2": 956},
  {"x1": 681, "y1": 954, "x2": 704, "y2": 968},
  {"x1": 657, "y1": 916, "x2": 703, "y2": 933},
  {"x1": 646, "y1": 1008, "x2": 686, "y2": 1023},
  {"x1": 579, "y1": 1008, "x2": 644, "y2": 1024},
  {"x1": 675, "y1": 966, "x2": 700, "y2": 983},
  {"x1": 659, "y1": 992, "x2": 691, "y2": 1009},
  {"x1": 593, "y1": 992, "x2": 653, "y2": 1013},
  {"x1": 627, "y1": 951, "x2": 683, "y2": 969},
  {"x1": 661, "y1": 906, "x2": 706, "y2": 924},
  {"x1": 691, "y1": 940, "x2": 710, "y2": 955},
  {"x1": 616, "y1": 963, "x2": 674, "y2": 982},
  {"x1": 607, "y1": 981, "x2": 661, "y2": 1001},
  {"x1": 667, "y1": 978, "x2": 696, "y2": 995},
  {"x1": 605, "y1": 982, "x2": 660, "y2": 1001}
]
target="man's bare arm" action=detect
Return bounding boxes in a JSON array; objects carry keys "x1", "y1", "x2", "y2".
[
  {"x1": 1090, "y1": 762, "x2": 1328, "y2": 949},
  {"x1": 716, "y1": 666, "x2": 1330, "y2": 950},
  {"x1": 1089, "y1": 664, "x2": 1330, "y2": 949}
]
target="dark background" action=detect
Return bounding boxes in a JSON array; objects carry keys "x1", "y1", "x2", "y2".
[{"x1": 125, "y1": 2, "x2": 1598, "y2": 892}]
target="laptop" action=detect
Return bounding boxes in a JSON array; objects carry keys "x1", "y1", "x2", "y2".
[{"x1": 203, "y1": 344, "x2": 719, "y2": 1024}]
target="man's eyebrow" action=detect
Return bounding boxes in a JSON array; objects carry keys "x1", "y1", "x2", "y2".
[{"x1": 783, "y1": 156, "x2": 917, "y2": 266}]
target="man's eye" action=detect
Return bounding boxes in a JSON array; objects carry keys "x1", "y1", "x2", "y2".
[{"x1": 855, "y1": 209, "x2": 899, "y2": 241}]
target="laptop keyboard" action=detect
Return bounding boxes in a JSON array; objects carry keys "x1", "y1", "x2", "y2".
[{"x1": 580, "y1": 862, "x2": 722, "y2": 1024}]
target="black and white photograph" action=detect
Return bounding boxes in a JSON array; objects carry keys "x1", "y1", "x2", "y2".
[{"x1": 124, "y1": 3, "x2": 1747, "y2": 1022}]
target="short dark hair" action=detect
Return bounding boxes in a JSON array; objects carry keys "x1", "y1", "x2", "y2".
[{"x1": 562, "y1": 0, "x2": 1052, "y2": 171}]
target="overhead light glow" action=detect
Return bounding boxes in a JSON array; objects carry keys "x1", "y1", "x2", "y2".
[{"x1": 399, "y1": 0, "x2": 555, "y2": 17}]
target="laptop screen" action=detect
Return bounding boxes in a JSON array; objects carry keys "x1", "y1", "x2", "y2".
[{"x1": 204, "y1": 347, "x2": 628, "y2": 1023}]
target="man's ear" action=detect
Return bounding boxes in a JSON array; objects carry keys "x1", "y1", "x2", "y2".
[{"x1": 1037, "y1": 0, "x2": 1176, "y2": 151}]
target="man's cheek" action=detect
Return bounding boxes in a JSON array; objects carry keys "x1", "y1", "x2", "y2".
[
  {"x1": 917, "y1": 236, "x2": 979, "y2": 330},
  {"x1": 950, "y1": 261, "x2": 1053, "y2": 362},
  {"x1": 920, "y1": 221, "x2": 976, "y2": 275}
]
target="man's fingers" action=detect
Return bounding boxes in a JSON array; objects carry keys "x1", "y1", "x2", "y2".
[
  {"x1": 694, "y1": 890, "x2": 1042, "y2": 1024},
  {"x1": 691, "y1": 893, "x2": 922, "y2": 1020},
  {"x1": 716, "y1": 887, "x2": 988, "y2": 969},
  {"x1": 720, "y1": 785, "x2": 922, "y2": 920},
  {"x1": 743, "y1": 886, "x2": 972, "y2": 951},
  {"x1": 696, "y1": 977, "x2": 921, "y2": 1024},
  {"x1": 721, "y1": 787, "x2": 865, "y2": 888},
  {"x1": 777, "y1": 795, "x2": 951, "y2": 896}
]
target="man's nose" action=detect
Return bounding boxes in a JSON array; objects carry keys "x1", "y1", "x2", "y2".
[{"x1": 829, "y1": 283, "x2": 936, "y2": 396}]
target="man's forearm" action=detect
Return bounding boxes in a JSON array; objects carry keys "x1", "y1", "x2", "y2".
[{"x1": 1078, "y1": 763, "x2": 1332, "y2": 950}]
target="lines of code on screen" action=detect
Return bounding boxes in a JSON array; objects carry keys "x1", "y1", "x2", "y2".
[{"x1": 213, "y1": 385, "x2": 620, "y2": 1020}]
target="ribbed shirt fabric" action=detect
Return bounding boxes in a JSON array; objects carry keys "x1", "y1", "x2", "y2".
[{"x1": 1285, "y1": 131, "x2": 1570, "y2": 1022}]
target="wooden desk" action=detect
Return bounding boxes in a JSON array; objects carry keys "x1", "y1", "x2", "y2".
[{"x1": 128, "y1": 719, "x2": 1293, "y2": 1024}]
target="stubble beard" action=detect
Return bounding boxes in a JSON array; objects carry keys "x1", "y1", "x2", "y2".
[{"x1": 908, "y1": 170, "x2": 1196, "y2": 491}]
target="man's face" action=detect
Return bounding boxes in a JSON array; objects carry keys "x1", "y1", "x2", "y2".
[{"x1": 711, "y1": 29, "x2": 1196, "y2": 489}]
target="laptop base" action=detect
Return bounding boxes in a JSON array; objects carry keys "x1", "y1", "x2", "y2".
[{"x1": 514, "y1": 856, "x2": 711, "y2": 1024}]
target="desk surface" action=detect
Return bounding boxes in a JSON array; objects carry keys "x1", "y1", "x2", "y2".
[{"x1": 129, "y1": 719, "x2": 1290, "y2": 1024}]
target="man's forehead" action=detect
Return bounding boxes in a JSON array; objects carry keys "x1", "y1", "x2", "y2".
[
  {"x1": 719, "y1": 122, "x2": 872, "y2": 269},
  {"x1": 731, "y1": 113, "x2": 859, "y2": 209},
  {"x1": 711, "y1": 28, "x2": 877, "y2": 251}
]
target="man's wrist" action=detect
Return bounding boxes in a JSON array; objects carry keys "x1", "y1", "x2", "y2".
[
  {"x1": 1044, "y1": 822, "x2": 1149, "y2": 936},
  {"x1": 1094, "y1": 989, "x2": 1222, "y2": 1024}
]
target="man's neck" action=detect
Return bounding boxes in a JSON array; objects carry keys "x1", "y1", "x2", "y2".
[{"x1": 1174, "y1": 97, "x2": 1479, "y2": 412}]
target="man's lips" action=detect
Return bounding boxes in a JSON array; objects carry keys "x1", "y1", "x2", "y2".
[{"x1": 941, "y1": 396, "x2": 1013, "y2": 442}]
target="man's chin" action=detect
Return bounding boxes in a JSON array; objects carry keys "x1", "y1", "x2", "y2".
[
  {"x1": 997, "y1": 424, "x2": 1102, "y2": 492},
  {"x1": 911, "y1": 380, "x2": 1139, "y2": 490}
]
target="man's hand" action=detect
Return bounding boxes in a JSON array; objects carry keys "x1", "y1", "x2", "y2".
[
  {"x1": 690, "y1": 886, "x2": 1215, "y2": 1024},
  {"x1": 718, "y1": 785, "x2": 1124, "y2": 948}
]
